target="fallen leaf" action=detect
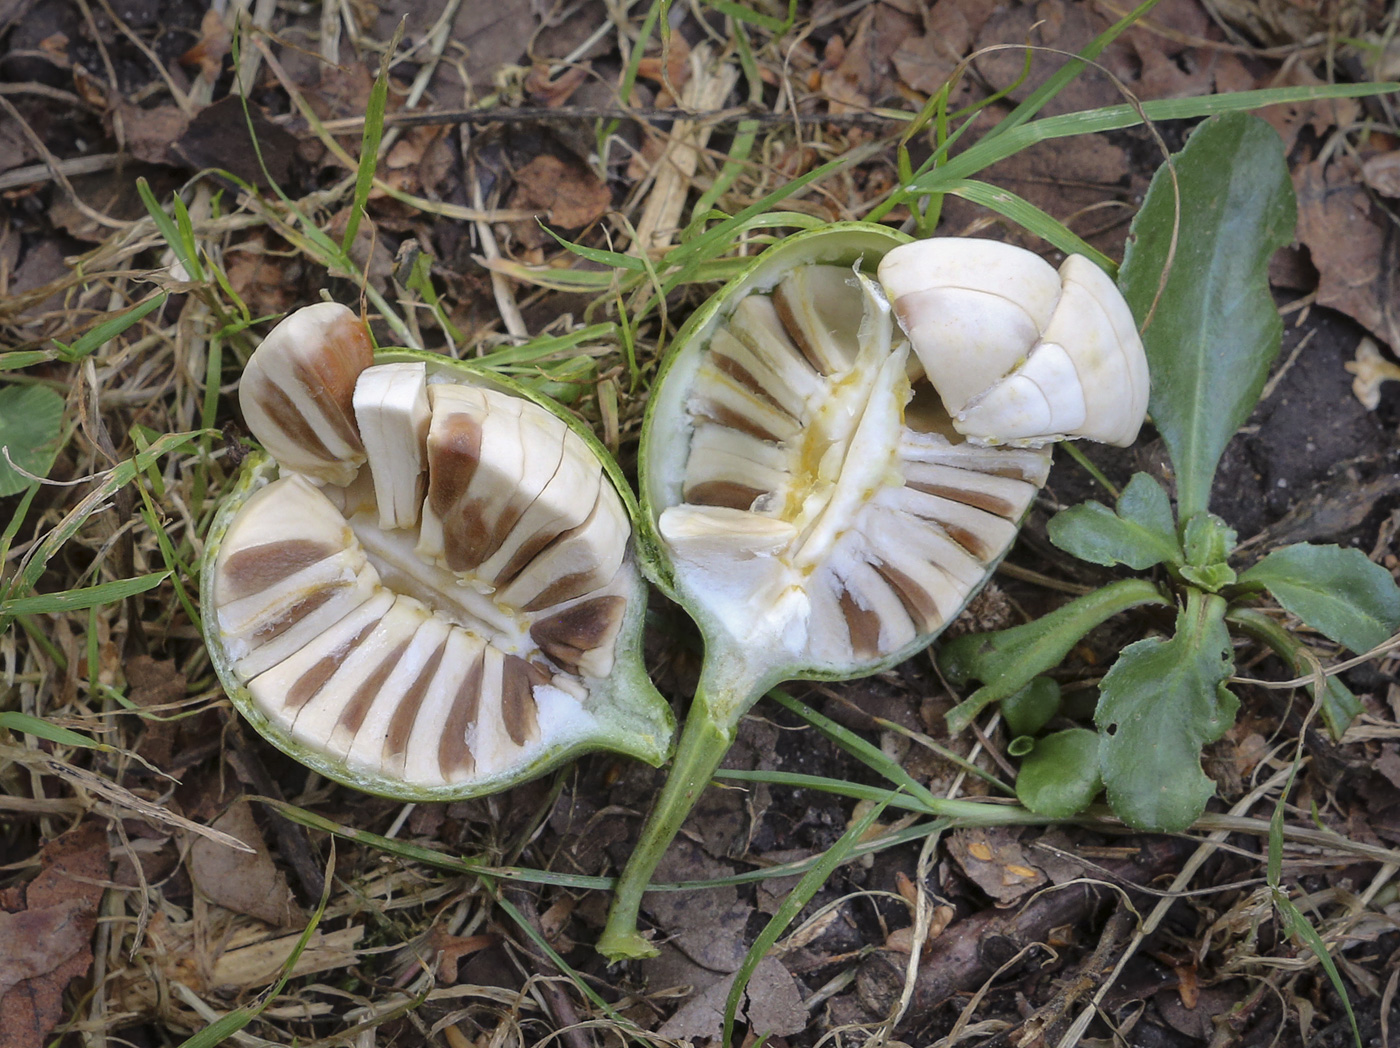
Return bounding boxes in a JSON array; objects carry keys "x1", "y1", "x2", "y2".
[
  {"x1": 1254, "y1": 64, "x2": 1361, "y2": 156},
  {"x1": 224, "y1": 231, "x2": 306, "y2": 317},
  {"x1": 822, "y1": 5, "x2": 916, "y2": 114},
  {"x1": 1361, "y1": 151, "x2": 1400, "y2": 197},
  {"x1": 116, "y1": 104, "x2": 189, "y2": 166},
  {"x1": 179, "y1": 7, "x2": 230, "y2": 82},
  {"x1": 125, "y1": 655, "x2": 186, "y2": 767},
  {"x1": 424, "y1": 929, "x2": 495, "y2": 984},
  {"x1": 189, "y1": 799, "x2": 297, "y2": 926},
  {"x1": 643, "y1": 838, "x2": 750, "y2": 973},
  {"x1": 975, "y1": 1, "x2": 1122, "y2": 117},
  {"x1": 171, "y1": 96, "x2": 301, "y2": 191},
  {"x1": 892, "y1": 1, "x2": 972, "y2": 97},
  {"x1": 508, "y1": 153, "x2": 610, "y2": 230},
  {"x1": 1345, "y1": 338, "x2": 1400, "y2": 410},
  {"x1": 657, "y1": 956, "x2": 806, "y2": 1041},
  {"x1": 1295, "y1": 154, "x2": 1400, "y2": 349},
  {"x1": 524, "y1": 62, "x2": 591, "y2": 107},
  {"x1": 947, "y1": 827, "x2": 1047, "y2": 904},
  {"x1": 0, "y1": 821, "x2": 110, "y2": 1048}
]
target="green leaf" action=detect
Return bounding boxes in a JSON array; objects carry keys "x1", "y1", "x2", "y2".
[
  {"x1": 1, "y1": 571, "x2": 170, "y2": 617},
  {"x1": 1118, "y1": 113, "x2": 1296, "y2": 521},
  {"x1": 1182, "y1": 512, "x2": 1236, "y2": 567},
  {"x1": 1001, "y1": 677, "x2": 1061, "y2": 737},
  {"x1": 1274, "y1": 894, "x2": 1363, "y2": 1048},
  {"x1": 57, "y1": 292, "x2": 168, "y2": 362},
  {"x1": 1096, "y1": 591, "x2": 1238, "y2": 831},
  {"x1": 1016, "y1": 729, "x2": 1102, "y2": 817},
  {"x1": 1239, "y1": 543, "x2": 1400, "y2": 654},
  {"x1": 1047, "y1": 472, "x2": 1181, "y2": 569},
  {"x1": 0, "y1": 385, "x2": 66, "y2": 496},
  {"x1": 941, "y1": 579, "x2": 1169, "y2": 733},
  {"x1": 0, "y1": 711, "x2": 105, "y2": 750},
  {"x1": 1228, "y1": 606, "x2": 1362, "y2": 741}
]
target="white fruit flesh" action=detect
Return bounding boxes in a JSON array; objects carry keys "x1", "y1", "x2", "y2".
[
  {"x1": 658, "y1": 262, "x2": 1054, "y2": 671},
  {"x1": 212, "y1": 313, "x2": 638, "y2": 787},
  {"x1": 877, "y1": 238, "x2": 1150, "y2": 448},
  {"x1": 239, "y1": 303, "x2": 372, "y2": 485},
  {"x1": 353, "y1": 362, "x2": 431, "y2": 529}
]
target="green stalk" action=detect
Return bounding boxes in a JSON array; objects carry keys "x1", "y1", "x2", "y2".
[{"x1": 598, "y1": 656, "x2": 766, "y2": 960}]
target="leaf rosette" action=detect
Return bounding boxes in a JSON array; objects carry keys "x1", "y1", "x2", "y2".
[{"x1": 201, "y1": 304, "x2": 673, "y2": 801}]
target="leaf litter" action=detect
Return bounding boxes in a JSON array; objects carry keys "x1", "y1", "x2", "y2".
[{"x1": 0, "y1": 0, "x2": 1399, "y2": 1045}]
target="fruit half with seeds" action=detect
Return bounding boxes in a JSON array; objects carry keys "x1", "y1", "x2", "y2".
[
  {"x1": 598, "y1": 225, "x2": 1149, "y2": 959},
  {"x1": 202, "y1": 304, "x2": 673, "y2": 800}
]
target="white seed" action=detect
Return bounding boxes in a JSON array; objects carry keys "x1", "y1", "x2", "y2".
[{"x1": 353, "y1": 362, "x2": 431, "y2": 529}]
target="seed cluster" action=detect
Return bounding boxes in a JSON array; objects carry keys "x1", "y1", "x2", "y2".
[{"x1": 211, "y1": 305, "x2": 631, "y2": 787}]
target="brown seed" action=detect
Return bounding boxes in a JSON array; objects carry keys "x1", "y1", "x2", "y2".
[
  {"x1": 905, "y1": 482, "x2": 1015, "y2": 519},
  {"x1": 287, "y1": 311, "x2": 372, "y2": 451},
  {"x1": 249, "y1": 585, "x2": 342, "y2": 644},
  {"x1": 838, "y1": 588, "x2": 883, "y2": 660},
  {"x1": 439, "y1": 648, "x2": 484, "y2": 778},
  {"x1": 683, "y1": 480, "x2": 767, "y2": 512},
  {"x1": 221, "y1": 539, "x2": 340, "y2": 601},
  {"x1": 336, "y1": 636, "x2": 413, "y2": 739},
  {"x1": 530, "y1": 595, "x2": 627, "y2": 673},
  {"x1": 426, "y1": 412, "x2": 483, "y2": 518},
  {"x1": 383, "y1": 637, "x2": 448, "y2": 761},
  {"x1": 283, "y1": 618, "x2": 379, "y2": 712},
  {"x1": 501, "y1": 656, "x2": 541, "y2": 745},
  {"x1": 872, "y1": 561, "x2": 943, "y2": 634}
]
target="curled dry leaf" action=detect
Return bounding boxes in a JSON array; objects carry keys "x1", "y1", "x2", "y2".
[
  {"x1": 1345, "y1": 338, "x2": 1400, "y2": 411},
  {"x1": 189, "y1": 799, "x2": 297, "y2": 926},
  {"x1": 203, "y1": 303, "x2": 672, "y2": 800},
  {"x1": 0, "y1": 822, "x2": 110, "y2": 1048}
]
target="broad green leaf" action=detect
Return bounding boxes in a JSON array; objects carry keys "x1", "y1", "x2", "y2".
[
  {"x1": 1096, "y1": 592, "x2": 1238, "y2": 831},
  {"x1": 1118, "y1": 113, "x2": 1296, "y2": 521},
  {"x1": 1047, "y1": 472, "x2": 1181, "y2": 569},
  {"x1": 1182, "y1": 512, "x2": 1236, "y2": 567},
  {"x1": 941, "y1": 579, "x2": 1169, "y2": 733},
  {"x1": 0, "y1": 386, "x2": 65, "y2": 496},
  {"x1": 1239, "y1": 544, "x2": 1400, "y2": 655},
  {"x1": 1017, "y1": 729, "x2": 1102, "y2": 817},
  {"x1": 1001, "y1": 677, "x2": 1061, "y2": 737}
]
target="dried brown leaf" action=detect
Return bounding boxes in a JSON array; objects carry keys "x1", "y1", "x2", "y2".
[
  {"x1": 1295, "y1": 155, "x2": 1400, "y2": 349},
  {"x1": 947, "y1": 827, "x2": 1047, "y2": 904},
  {"x1": 0, "y1": 822, "x2": 109, "y2": 1048},
  {"x1": 190, "y1": 799, "x2": 297, "y2": 926},
  {"x1": 509, "y1": 154, "x2": 610, "y2": 230}
]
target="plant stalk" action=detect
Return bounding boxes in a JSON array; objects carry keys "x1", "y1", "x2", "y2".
[{"x1": 598, "y1": 658, "x2": 763, "y2": 960}]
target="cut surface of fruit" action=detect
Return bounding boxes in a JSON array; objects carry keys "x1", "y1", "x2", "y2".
[
  {"x1": 655, "y1": 260, "x2": 1052, "y2": 673},
  {"x1": 204, "y1": 306, "x2": 672, "y2": 800}
]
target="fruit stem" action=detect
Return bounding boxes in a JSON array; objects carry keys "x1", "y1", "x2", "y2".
[{"x1": 597, "y1": 656, "x2": 764, "y2": 960}]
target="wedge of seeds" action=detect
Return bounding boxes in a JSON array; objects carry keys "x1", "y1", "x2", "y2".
[
  {"x1": 203, "y1": 305, "x2": 672, "y2": 800},
  {"x1": 599, "y1": 224, "x2": 1150, "y2": 959}
]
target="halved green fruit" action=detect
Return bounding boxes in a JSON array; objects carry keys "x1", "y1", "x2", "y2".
[
  {"x1": 599, "y1": 223, "x2": 1147, "y2": 958},
  {"x1": 201, "y1": 306, "x2": 673, "y2": 802}
]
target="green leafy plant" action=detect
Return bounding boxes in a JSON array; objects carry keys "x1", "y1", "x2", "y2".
[{"x1": 940, "y1": 112, "x2": 1400, "y2": 834}]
